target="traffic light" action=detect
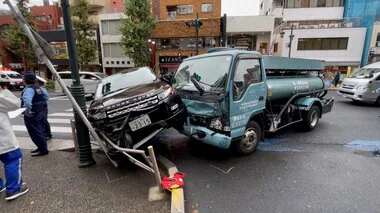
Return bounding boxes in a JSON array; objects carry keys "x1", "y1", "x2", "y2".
[{"x1": 194, "y1": 18, "x2": 203, "y2": 30}]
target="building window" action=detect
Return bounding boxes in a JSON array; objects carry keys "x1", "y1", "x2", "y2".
[
  {"x1": 177, "y1": 5, "x2": 193, "y2": 15},
  {"x1": 297, "y1": 37, "x2": 348, "y2": 50},
  {"x1": 260, "y1": 2, "x2": 263, "y2": 10},
  {"x1": 101, "y1": 20, "x2": 122, "y2": 36},
  {"x1": 286, "y1": 0, "x2": 342, "y2": 8},
  {"x1": 274, "y1": 43, "x2": 278, "y2": 52},
  {"x1": 156, "y1": 37, "x2": 219, "y2": 50},
  {"x1": 317, "y1": 0, "x2": 326, "y2": 7},
  {"x1": 376, "y1": 33, "x2": 380, "y2": 47},
  {"x1": 201, "y1": 4, "x2": 213, "y2": 12},
  {"x1": 103, "y1": 43, "x2": 125, "y2": 57},
  {"x1": 0, "y1": 24, "x2": 10, "y2": 35}
]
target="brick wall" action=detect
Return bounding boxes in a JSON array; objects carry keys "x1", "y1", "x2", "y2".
[{"x1": 151, "y1": 18, "x2": 221, "y2": 38}]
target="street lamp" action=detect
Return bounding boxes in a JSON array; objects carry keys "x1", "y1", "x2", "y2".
[{"x1": 287, "y1": 24, "x2": 295, "y2": 58}]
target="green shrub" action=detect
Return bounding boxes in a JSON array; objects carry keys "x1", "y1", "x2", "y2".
[{"x1": 45, "y1": 80, "x2": 55, "y2": 90}]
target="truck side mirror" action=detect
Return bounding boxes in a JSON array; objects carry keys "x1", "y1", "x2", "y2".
[{"x1": 160, "y1": 74, "x2": 173, "y2": 85}]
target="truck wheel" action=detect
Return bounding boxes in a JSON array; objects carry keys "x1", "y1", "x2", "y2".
[
  {"x1": 301, "y1": 105, "x2": 320, "y2": 131},
  {"x1": 234, "y1": 121, "x2": 261, "y2": 155}
]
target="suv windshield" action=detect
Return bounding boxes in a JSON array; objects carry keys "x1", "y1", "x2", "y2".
[
  {"x1": 173, "y1": 55, "x2": 232, "y2": 93},
  {"x1": 8, "y1": 74, "x2": 22, "y2": 79},
  {"x1": 349, "y1": 68, "x2": 380, "y2": 79},
  {"x1": 95, "y1": 67, "x2": 156, "y2": 99}
]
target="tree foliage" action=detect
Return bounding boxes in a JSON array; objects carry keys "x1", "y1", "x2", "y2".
[
  {"x1": 1, "y1": 0, "x2": 38, "y2": 71},
  {"x1": 71, "y1": 0, "x2": 97, "y2": 70},
  {"x1": 120, "y1": 0, "x2": 155, "y2": 67}
]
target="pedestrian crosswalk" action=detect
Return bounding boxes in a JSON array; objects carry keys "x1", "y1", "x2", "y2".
[{"x1": 12, "y1": 108, "x2": 75, "y2": 136}]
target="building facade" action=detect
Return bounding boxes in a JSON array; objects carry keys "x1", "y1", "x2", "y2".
[
  {"x1": 98, "y1": 13, "x2": 134, "y2": 75},
  {"x1": 343, "y1": 0, "x2": 380, "y2": 66},
  {"x1": 226, "y1": 16, "x2": 274, "y2": 54},
  {"x1": 369, "y1": 22, "x2": 380, "y2": 63},
  {"x1": 0, "y1": 3, "x2": 63, "y2": 71},
  {"x1": 151, "y1": 0, "x2": 222, "y2": 75},
  {"x1": 261, "y1": 0, "x2": 367, "y2": 75}
]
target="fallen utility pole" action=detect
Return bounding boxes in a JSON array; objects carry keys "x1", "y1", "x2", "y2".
[
  {"x1": 60, "y1": 0, "x2": 95, "y2": 167},
  {"x1": 3, "y1": 0, "x2": 117, "y2": 167},
  {"x1": 4, "y1": 1, "x2": 166, "y2": 192}
]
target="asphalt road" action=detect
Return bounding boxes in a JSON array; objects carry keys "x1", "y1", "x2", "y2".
[
  {"x1": 8, "y1": 90, "x2": 380, "y2": 212},
  {"x1": 152, "y1": 92, "x2": 380, "y2": 213}
]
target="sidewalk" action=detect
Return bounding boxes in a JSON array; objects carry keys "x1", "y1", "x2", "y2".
[
  {"x1": 18, "y1": 137, "x2": 78, "y2": 151},
  {"x1": 0, "y1": 150, "x2": 170, "y2": 212}
]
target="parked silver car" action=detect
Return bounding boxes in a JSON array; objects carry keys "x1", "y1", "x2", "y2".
[{"x1": 57, "y1": 71, "x2": 107, "y2": 96}]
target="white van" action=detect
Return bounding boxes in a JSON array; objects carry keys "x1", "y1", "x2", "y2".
[
  {"x1": 57, "y1": 71, "x2": 107, "y2": 96},
  {"x1": 0, "y1": 71, "x2": 24, "y2": 90},
  {"x1": 338, "y1": 62, "x2": 380, "y2": 104}
]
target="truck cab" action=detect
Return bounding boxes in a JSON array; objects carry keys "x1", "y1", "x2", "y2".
[{"x1": 169, "y1": 49, "x2": 333, "y2": 155}]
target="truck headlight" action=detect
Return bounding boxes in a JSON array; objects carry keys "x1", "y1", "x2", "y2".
[
  {"x1": 356, "y1": 86, "x2": 368, "y2": 91},
  {"x1": 158, "y1": 87, "x2": 174, "y2": 100},
  {"x1": 209, "y1": 118, "x2": 223, "y2": 130}
]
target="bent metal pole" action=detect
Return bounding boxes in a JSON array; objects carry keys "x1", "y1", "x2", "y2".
[{"x1": 3, "y1": 0, "x2": 117, "y2": 167}]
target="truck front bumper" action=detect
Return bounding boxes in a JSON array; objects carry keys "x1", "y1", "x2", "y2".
[{"x1": 180, "y1": 124, "x2": 232, "y2": 149}]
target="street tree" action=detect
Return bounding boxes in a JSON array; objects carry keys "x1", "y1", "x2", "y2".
[
  {"x1": 1, "y1": 0, "x2": 37, "y2": 71},
  {"x1": 71, "y1": 0, "x2": 97, "y2": 70},
  {"x1": 120, "y1": 0, "x2": 155, "y2": 67}
]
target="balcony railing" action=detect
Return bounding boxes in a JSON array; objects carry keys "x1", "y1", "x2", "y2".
[{"x1": 274, "y1": 21, "x2": 355, "y2": 34}]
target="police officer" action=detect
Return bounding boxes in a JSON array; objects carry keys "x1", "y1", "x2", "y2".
[
  {"x1": 22, "y1": 71, "x2": 49, "y2": 156},
  {"x1": 35, "y1": 76, "x2": 52, "y2": 140}
]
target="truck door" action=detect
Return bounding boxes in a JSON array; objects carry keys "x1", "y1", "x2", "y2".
[{"x1": 229, "y1": 57, "x2": 267, "y2": 138}]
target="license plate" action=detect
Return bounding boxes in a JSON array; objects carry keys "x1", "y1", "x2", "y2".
[{"x1": 129, "y1": 115, "x2": 151, "y2": 131}]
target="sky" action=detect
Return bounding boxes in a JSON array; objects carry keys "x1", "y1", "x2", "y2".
[{"x1": 1, "y1": 0, "x2": 260, "y2": 16}]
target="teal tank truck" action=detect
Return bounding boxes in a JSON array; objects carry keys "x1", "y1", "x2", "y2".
[{"x1": 162, "y1": 49, "x2": 334, "y2": 155}]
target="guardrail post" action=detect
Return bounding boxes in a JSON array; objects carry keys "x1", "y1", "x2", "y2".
[{"x1": 148, "y1": 146, "x2": 163, "y2": 192}]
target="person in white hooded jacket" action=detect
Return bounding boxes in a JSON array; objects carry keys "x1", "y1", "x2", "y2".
[{"x1": 0, "y1": 86, "x2": 29, "y2": 201}]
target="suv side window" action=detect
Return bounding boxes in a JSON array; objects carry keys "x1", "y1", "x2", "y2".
[
  {"x1": 376, "y1": 75, "x2": 380, "y2": 81},
  {"x1": 1, "y1": 74, "x2": 7, "y2": 79},
  {"x1": 233, "y1": 59, "x2": 262, "y2": 100}
]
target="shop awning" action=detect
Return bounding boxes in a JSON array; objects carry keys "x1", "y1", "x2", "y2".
[{"x1": 160, "y1": 64, "x2": 179, "y2": 68}]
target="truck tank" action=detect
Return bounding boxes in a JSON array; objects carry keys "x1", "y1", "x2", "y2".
[{"x1": 267, "y1": 76, "x2": 324, "y2": 101}]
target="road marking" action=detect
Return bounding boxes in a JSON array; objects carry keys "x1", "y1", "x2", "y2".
[
  {"x1": 12, "y1": 125, "x2": 72, "y2": 133},
  {"x1": 65, "y1": 108, "x2": 73, "y2": 112},
  {"x1": 50, "y1": 96, "x2": 69, "y2": 100},
  {"x1": 49, "y1": 113, "x2": 73, "y2": 117},
  {"x1": 47, "y1": 119, "x2": 71, "y2": 124}
]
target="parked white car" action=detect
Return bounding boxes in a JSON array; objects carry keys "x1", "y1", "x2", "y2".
[
  {"x1": 57, "y1": 71, "x2": 107, "y2": 96},
  {"x1": 0, "y1": 70, "x2": 24, "y2": 90}
]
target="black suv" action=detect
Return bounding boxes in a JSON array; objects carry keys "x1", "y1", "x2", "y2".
[{"x1": 88, "y1": 67, "x2": 187, "y2": 150}]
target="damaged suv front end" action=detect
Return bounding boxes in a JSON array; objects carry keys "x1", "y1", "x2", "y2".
[
  {"x1": 172, "y1": 55, "x2": 233, "y2": 149},
  {"x1": 88, "y1": 67, "x2": 187, "y2": 154}
]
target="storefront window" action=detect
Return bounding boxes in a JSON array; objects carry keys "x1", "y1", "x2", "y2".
[{"x1": 156, "y1": 37, "x2": 218, "y2": 50}]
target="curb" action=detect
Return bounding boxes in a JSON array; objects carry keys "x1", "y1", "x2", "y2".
[{"x1": 157, "y1": 156, "x2": 185, "y2": 213}]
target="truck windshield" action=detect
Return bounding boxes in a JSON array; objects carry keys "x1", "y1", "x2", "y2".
[
  {"x1": 349, "y1": 68, "x2": 380, "y2": 79},
  {"x1": 173, "y1": 55, "x2": 232, "y2": 92}
]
